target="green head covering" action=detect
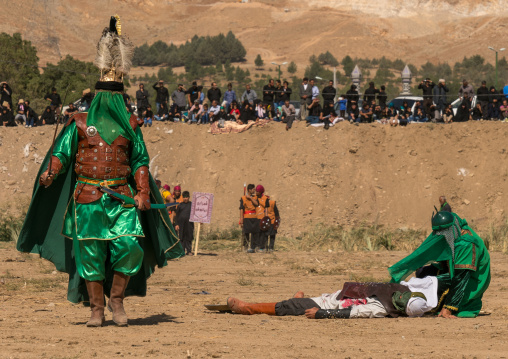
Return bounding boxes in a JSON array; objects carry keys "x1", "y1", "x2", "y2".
[
  {"x1": 86, "y1": 91, "x2": 138, "y2": 145},
  {"x1": 431, "y1": 211, "x2": 455, "y2": 230}
]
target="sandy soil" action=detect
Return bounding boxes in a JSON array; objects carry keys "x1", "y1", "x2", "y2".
[
  {"x1": 3, "y1": 121, "x2": 508, "y2": 237},
  {"x1": 0, "y1": 241, "x2": 507, "y2": 359}
]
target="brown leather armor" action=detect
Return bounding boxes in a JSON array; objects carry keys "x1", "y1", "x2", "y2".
[{"x1": 69, "y1": 113, "x2": 141, "y2": 204}]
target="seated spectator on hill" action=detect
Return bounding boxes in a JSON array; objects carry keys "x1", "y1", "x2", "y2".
[
  {"x1": 143, "y1": 105, "x2": 154, "y2": 127},
  {"x1": 348, "y1": 102, "x2": 360, "y2": 123},
  {"x1": 208, "y1": 100, "x2": 221, "y2": 122},
  {"x1": 412, "y1": 106, "x2": 424, "y2": 122},
  {"x1": 1, "y1": 105, "x2": 15, "y2": 127},
  {"x1": 186, "y1": 81, "x2": 202, "y2": 107},
  {"x1": 360, "y1": 103, "x2": 373, "y2": 123},
  {"x1": 241, "y1": 84, "x2": 257, "y2": 105},
  {"x1": 24, "y1": 100, "x2": 37, "y2": 128},
  {"x1": 15, "y1": 99, "x2": 26, "y2": 125},
  {"x1": 372, "y1": 104, "x2": 383, "y2": 122},
  {"x1": 153, "y1": 80, "x2": 169, "y2": 112},
  {"x1": 443, "y1": 104, "x2": 454, "y2": 124},
  {"x1": 44, "y1": 87, "x2": 62, "y2": 116},
  {"x1": 281, "y1": 99, "x2": 296, "y2": 131},
  {"x1": 168, "y1": 102, "x2": 183, "y2": 122},
  {"x1": 305, "y1": 98, "x2": 322, "y2": 125},
  {"x1": 81, "y1": 88, "x2": 94, "y2": 111},
  {"x1": 455, "y1": 93, "x2": 472, "y2": 122},
  {"x1": 471, "y1": 103, "x2": 483, "y2": 121},
  {"x1": 238, "y1": 101, "x2": 254, "y2": 124},
  {"x1": 398, "y1": 101, "x2": 411, "y2": 122},
  {"x1": 255, "y1": 101, "x2": 269, "y2": 121},
  {"x1": 280, "y1": 81, "x2": 292, "y2": 104},
  {"x1": 310, "y1": 79, "x2": 319, "y2": 100},
  {"x1": 0, "y1": 82, "x2": 13, "y2": 108},
  {"x1": 215, "y1": 106, "x2": 229, "y2": 125},
  {"x1": 200, "y1": 103, "x2": 210, "y2": 124},
  {"x1": 500, "y1": 100, "x2": 508, "y2": 122},
  {"x1": 229, "y1": 101, "x2": 241, "y2": 122},
  {"x1": 378, "y1": 85, "x2": 388, "y2": 108},
  {"x1": 125, "y1": 97, "x2": 134, "y2": 114},
  {"x1": 378, "y1": 105, "x2": 395, "y2": 124},
  {"x1": 207, "y1": 82, "x2": 222, "y2": 104},
  {"x1": 488, "y1": 99, "x2": 500, "y2": 120},
  {"x1": 413, "y1": 101, "x2": 425, "y2": 119},
  {"x1": 477, "y1": 80, "x2": 489, "y2": 120},
  {"x1": 63, "y1": 103, "x2": 78, "y2": 123},
  {"x1": 188, "y1": 100, "x2": 202, "y2": 124},
  {"x1": 320, "y1": 101, "x2": 336, "y2": 130},
  {"x1": 155, "y1": 102, "x2": 170, "y2": 121},
  {"x1": 322, "y1": 80, "x2": 336, "y2": 107},
  {"x1": 40, "y1": 105, "x2": 55, "y2": 125},
  {"x1": 224, "y1": 83, "x2": 237, "y2": 112},
  {"x1": 363, "y1": 82, "x2": 379, "y2": 105}
]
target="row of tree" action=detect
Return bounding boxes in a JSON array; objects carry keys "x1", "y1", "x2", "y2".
[{"x1": 132, "y1": 32, "x2": 246, "y2": 67}]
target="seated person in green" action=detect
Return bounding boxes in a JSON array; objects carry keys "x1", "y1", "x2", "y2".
[{"x1": 389, "y1": 211, "x2": 491, "y2": 318}]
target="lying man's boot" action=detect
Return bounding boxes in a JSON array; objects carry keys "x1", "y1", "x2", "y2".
[
  {"x1": 108, "y1": 271, "x2": 130, "y2": 327},
  {"x1": 227, "y1": 297, "x2": 276, "y2": 315},
  {"x1": 85, "y1": 280, "x2": 105, "y2": 327}
]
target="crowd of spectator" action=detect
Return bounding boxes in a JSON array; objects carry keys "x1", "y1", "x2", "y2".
[{"x1": 3, "y1": 76, "x2": 508, "y2": 129}]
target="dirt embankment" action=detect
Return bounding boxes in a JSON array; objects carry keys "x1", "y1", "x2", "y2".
[{"x1": 2, "y1": 121, "x2": 508, "y2": 236}]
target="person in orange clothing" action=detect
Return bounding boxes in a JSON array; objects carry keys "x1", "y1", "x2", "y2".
[
  {"x1": 239, "y1": 184, "x2": 259, "y2": 253},
  {"x1": 260, "y1": 192, "x2": 280, "y2": 252},
  {"x1": 170, "y1": 185, "x2": 184, "y2": 223},
  {"x1": 255, "y1": 184, "x2": 269, "y2": 253}
]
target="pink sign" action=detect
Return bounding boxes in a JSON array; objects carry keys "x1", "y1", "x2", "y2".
[{"x1": 190, "y1": 192, "x2": 214, "y2": 224}]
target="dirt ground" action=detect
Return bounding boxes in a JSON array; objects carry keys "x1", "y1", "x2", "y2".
[{"x1": 1, "y1": 241, "x2": 507, "y2": 359}]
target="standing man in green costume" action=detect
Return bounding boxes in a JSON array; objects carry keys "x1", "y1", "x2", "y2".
[
  {"x1": 17, "y1": 16, "x2": 183, "y2": 328},
  {"x1": 389, "y1": 212, "x2": 490, "y2": 318}
]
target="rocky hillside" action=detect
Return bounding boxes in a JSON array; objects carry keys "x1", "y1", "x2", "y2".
[{"x1": 1, "y1": 0, "x2": 507, "y2": 70}]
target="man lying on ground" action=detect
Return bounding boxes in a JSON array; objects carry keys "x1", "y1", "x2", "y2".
[{"x1": 227, "y1": 276, "x2": 438, "y2": 319}]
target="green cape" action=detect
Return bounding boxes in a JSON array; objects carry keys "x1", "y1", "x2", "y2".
[{"x1": 17, "y1": 126, "x2": 184, "y2": 304}]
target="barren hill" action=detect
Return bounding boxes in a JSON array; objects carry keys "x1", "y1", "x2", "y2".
[
  {"x1": 3, "y1": 121, "x2": 508, "y2": 236},
  {"x1": 1, "y1": 0, "x2": 508, "y2": 71}
]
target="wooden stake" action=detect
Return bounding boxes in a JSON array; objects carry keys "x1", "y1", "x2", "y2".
[{"x1": 194, "y1": 222, "x2": 201, "y2": 256}]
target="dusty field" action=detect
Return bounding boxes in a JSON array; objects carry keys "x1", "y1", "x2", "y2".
[{"x1": 1, "y1": 241, "x2": 507, "y2": 359}]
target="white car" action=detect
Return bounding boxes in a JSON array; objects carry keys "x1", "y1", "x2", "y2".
[{"x1": 388, "y1": 96, "x2": 425, "y2": 114}]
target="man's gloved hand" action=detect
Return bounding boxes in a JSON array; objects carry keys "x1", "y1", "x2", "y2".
[
  {"x1": 39, "y1": 170, "x2": 55, "y2": 187},
  {"x1": 134, "y1": 192, "x2": 151, "y2": 211}
]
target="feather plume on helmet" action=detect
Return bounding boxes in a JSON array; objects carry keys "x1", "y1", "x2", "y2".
[{"x1": 94, "y1": 15, "x2": 134, "y2": 86}]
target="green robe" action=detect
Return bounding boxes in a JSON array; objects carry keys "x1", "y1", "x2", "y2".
[
  {"x1": 388, "y1": 214, "x2": 490, "y2": 317},
  {"x1": 17, "y1": 116, "x2": 184, "y2": 303}
]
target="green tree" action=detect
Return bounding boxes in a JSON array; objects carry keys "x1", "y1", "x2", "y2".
[
  {"x1": 254, "y1": 54, "x2": 264, "y2": 68},
  {"x1": 317, "y1": 51, "x2": 339, "y2": 67},
  {"x1": 341, "y1": 55, "x2": 354, "y2": 76},
  {"x1": 287, "y1": 61, "x2": 297, "y2": 74},
  {"x1": 215, "y1": 59, "x2": 223, "y2": 73}
]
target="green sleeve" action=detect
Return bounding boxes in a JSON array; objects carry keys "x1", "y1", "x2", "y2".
[
  {"x1": 454, "y1": 240, "x2": 477, "y2": 271},
  {"x1": 130, "y1": 127, "x2": 150, "y2": 174},
  {"x1": 53, "y1": 122, "x2": 78, "y2": 174},
  {"x1": 443, "y1": 269, "x2": 471, "y2": 312}
]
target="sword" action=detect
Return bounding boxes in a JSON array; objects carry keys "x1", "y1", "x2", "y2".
[{"x1": 99, "y1": 185, "x2": 178, "y2": 210}]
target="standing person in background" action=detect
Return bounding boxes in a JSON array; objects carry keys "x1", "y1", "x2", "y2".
[
  {"x1": 363, "y1": 82, "x2": 379, "y2": 105},
  {"x1": 377, "y1": 86, "x2": 387, "y2": 109},
  {"x1": 476, "y1": 81, "x2": 490, "y2": 120},
  {"x1": 346, "y1": 85, "x2": 359, "y2": 112},
  {"x1": 152, "y1": 80, "x2": 169, "y2": 113},
  {"x1": 298, "y1": 77, "x2": 312, "y2": 121},
  {"x1": 0, "y1": 82, "x2": 13, "y2": 108},
  {"x1": 458, "y1": 79, "x2": 474, "y2": 100},
  {"x1": 322, "y1": 80, "x2": 336, "y2": 108},
  {"x1": 336, "y1": 94, "x2": 347, "y2": 118},
  {"x1": 63, "y1": 103, "x2": 78, "y2": 124},
  {"x1": 207, "y1": 82, "x2": 222, "y2": 104},
  {"x1": 175, "y1": 191, "x2": 194, "y2": 256},
  {"x1": 171, "y1": 84, "x2": 187, "y2": 114},
  {"x1": 241, "y1": 84, "x2": 257, "y2": 105},
  {"x1": 40, "y1": 106, "x2": 55, "y2": 125},
  {"x1": 44, "y1": 87, "x2": 63, "y2": 118},
  {"x1": 433, "y1": 79, "x2": 449, "y2": 117},
  {"x1": 274, "y1": 80, "x2": 284, "y2": 108},
  {"x1": 239, "y1": 184, "x2": 260, "y2": 253},
  {"x1": 255, "y1": 185, "x2": 268, "y2": 253},
  {"x1": 223, "y1": 83, "x2": 237, "y2": 113},
  {"x1": 418, "y1": 78, "x2": 435, "y2": 118},
  {"x1": 280, "y1": 81, "x2": 292, "y2": 104},
  {"x1": 259, "y1": 191, "x2": 280, "y2": 253},
  {"x1": 136, "y1": 84, "x2": 150, "y2": 120},
  {"x1": 310, "y1": 79, "x2": 319, "y2": 100},
  {"x1": 439, "y1": 196, "x2": 452, "y2": 212},
  {"x1": 186, "y1": 81, "x2": 201, "y2": 107},
  {"x1": 80, "y1": 88, "x2": 94, "y2": 111},
  {"x1": 263, "y1": 79, "x2": 276, "y2": 118}
]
